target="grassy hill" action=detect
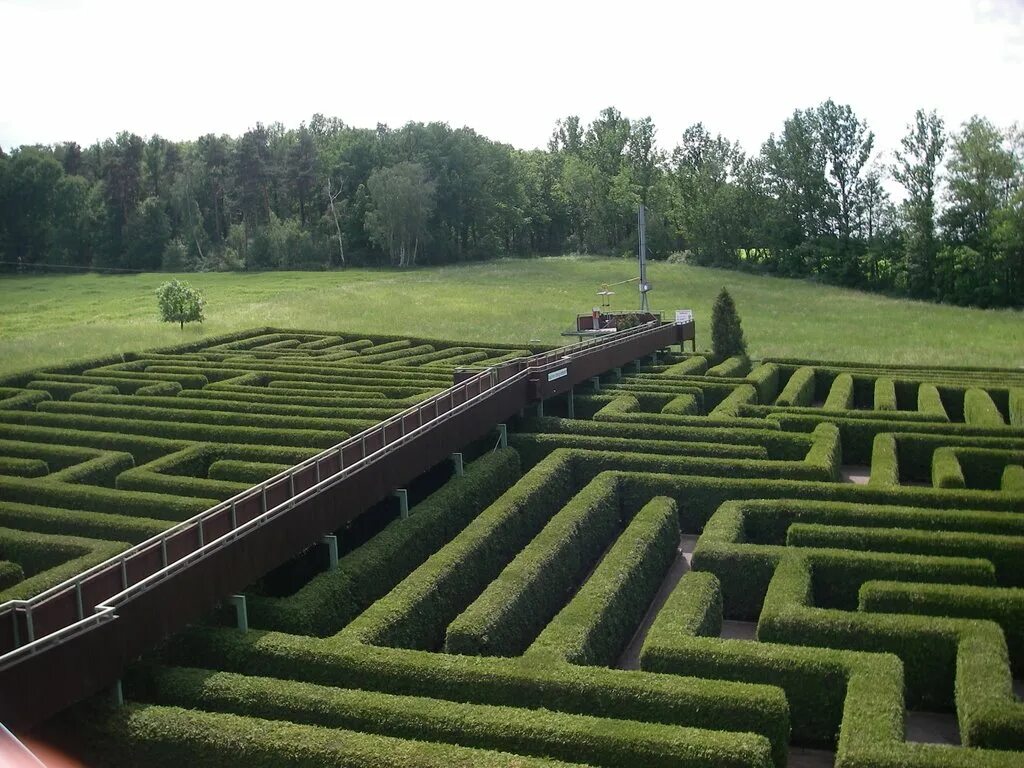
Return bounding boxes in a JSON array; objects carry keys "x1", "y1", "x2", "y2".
[{"x1": 0, "y1": 256, "x2": 1020, "y2": 374}]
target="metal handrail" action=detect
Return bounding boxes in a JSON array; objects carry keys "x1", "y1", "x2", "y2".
[{"x1": 0, "y1": 322, "x2": 672, "y2": 668}]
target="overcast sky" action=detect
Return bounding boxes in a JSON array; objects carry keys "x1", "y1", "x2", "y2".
[{"x1": 1, "y1": 0, "x2": 1021, "y2": 162}]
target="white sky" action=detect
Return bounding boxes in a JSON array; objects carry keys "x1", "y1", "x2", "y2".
[{"x1": 1, "y1": 0, "x2": 1022, "y2": 163}]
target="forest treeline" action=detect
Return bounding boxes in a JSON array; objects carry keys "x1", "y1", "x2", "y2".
[{"x1": 0, "y1": 104, "x2": 1021, "y2": 307}]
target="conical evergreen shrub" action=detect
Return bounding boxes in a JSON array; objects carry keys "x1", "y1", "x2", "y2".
[{"x1": 711, "y1": 287, "x2": 747, "y2": 360}]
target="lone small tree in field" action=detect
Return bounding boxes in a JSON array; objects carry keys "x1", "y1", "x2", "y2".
[
  {"x1": 711, "y1": 287, "x2": 747, "y2": 359},
  {"x1": 156, "y1": 279, "x2": 205, "y2": 329}
]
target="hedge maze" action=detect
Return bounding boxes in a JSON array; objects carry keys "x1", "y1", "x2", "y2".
[
  {"x1": 9, "y1": 337, "x2": 1024, "y2": 767},
  {"x1": 0, "y1": 328, "x2": 532, "y2": 604}
]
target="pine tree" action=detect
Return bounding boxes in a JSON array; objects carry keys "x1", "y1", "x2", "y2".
[{"x1": 711, "y1": 287, "x2": 747, "y2": 359}]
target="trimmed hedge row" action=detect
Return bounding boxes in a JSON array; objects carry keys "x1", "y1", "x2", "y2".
[
  {"x1": 706, "y1": 356, "x2": 751, "y2": 378},
  {"x1": 747, "y1": 363, "x2": 781, "y2": 404},
  {"x1": 766, "y1": 412, "x2": 1023, "y2": 465},
  {"x1": 0, "y1": 389, "x2": 52, "y2": 411},
  {"x1": 246, "y1": 449, "x2": 521, "y2": 636},
  {"x1": 966, "y1": 388, "x2": 1006, "y2": 427},
  {"x1": 932, "y1": 447, "x2": 967, "y2": 488},
  {"x1": 640, "y1": 569, "x2": 864, "y2": 748},
  {"x1": 663, "y1": 356, "x2": 708, "y2": 376},
  {"x1": 918, "y1": 383, "x2": 950, "y2": 420},
  {"x1": 0, "y1": 526, "x2": 127, "y2": 601},
  {"x1": 952, "y1": 447, "x2": 1024, "y2": 489},
  {"x1": 0, "y1": 410, "x2": 345, "y2": 450},
  {"x1": 1011, "y1": 388, "x2": 1024, "y2": 427},
  {"x1": 342, "y1": 451, "x2": 577, "y2": 650},
  {"x1": 508, "y1": 432, "x2": 767, "y2": 471},
  {"x1": 775, "y1": 366, "x2": 815, "y2": 407},
  {"x1": 65, "y1": 392, "x2": 398, "y2": 423},
  {"x1": 521, "y1": 415, "x2": 807, "y2": 461},
  {"x1": 691, "y1": 496, "x2": 1022, "y2": 619},
  {"x1": 0, "y1": 559, "x2": 24, "y2": 589},
  {"x1": 165, "y1": 626, "x2": 791, "y2": 767},
  {"x1": 35, "y1": 400, "x2": 375, "y2": 436},
  {"x1": 146, "y1": 666, "x2": 772, "y2": 768},
  {"x1": 445, "y1": 473, "x2": 622, "y2": 657},
  {"x1": 207, "y1": 459, "x2": 290, "y2": 484},
  {"x1": 1004, "y1": 465, "x2": 1024, "y2": 492},
  {"x1": 527, "y1": 496, "x2": 679, "y2": 667},
  {"x1": 0, "y1": 500, "x2": 167, "y2": 543},
  {"x1": 25, "y1": 380, "x2": 115, "y2": 401},
  {"x1": 0, "y1": 474, "x2": 214, "y2": 522},
  {"x1": 869, "y1": 433, "x2": 899, "y2": 486},
  {"x1": 757, "y1": 554, "x2": 993, "y2": 708},
  {"x1": 0, "y1": 456, "x2": 48, "y2": 477},
  {"x1": 873, "y1": 377, "x2": 896, "y2": 411},
  {"x1": 859, "y1": 581, "x2": 1024, "y2": 670},
  {"x1": 710, "y1": 384, "x2": 756, "y2": 417},
  {"x1": 48, "y1": 451, "x2": 135, "y2": 486},
  {"x1": 661, "y1": 393, "x2": 700, "y2": 415},
  {"x1": 823, "y1": 373, "x2": 854, "y2": 410},
  {"x1": 786, "y1": 522, "x2": 1024, "y2": 586}
]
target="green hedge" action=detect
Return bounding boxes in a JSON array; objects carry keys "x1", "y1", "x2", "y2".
[
  {"x1": 146, "y1": 666, "x2": 771, "y2": 768},
  {"x1": 859, "y1": 581, "x2": 1024, "y2": 670},
  {"x1": 1010, "y1": 388, "x2": 1024, "y2": 427},
  {"x1": 0, "y1": 410, "x2": 345, "y2": 450},
  {"x1": 165, "y1": 626, "x2": 791, "y2": 767},
  {"x1": 36, "y1": 400, "x2": 375, "y2": 435},
  {"x1": 508, "y1": 432, "x2": 767, "y2": 471},
  {"x1": 757, "y1": 554, "x2": 994, "y2": 708},
  {"x1": 342, "y1": 451, "x2": 577, "y2": 650},
  {"x1": 0, "y1": 500, "x2": 167, "y2": 543},
  {"x1": 25, "y1": 380, "x2": 116, "y2": 400},
  {"x1": 641, "y1": 570, "x2": 862, "y2": 748},
  {"x1": 246, "y1": 449, "x2": 521, "y2": 636},
  {"x1": 526, "y1": 496, "x2": 678, "y2": 667},
  {"x1": 706, "y1": 356, "x2": 751, "y2": 378},
  {"x1": 918, "y1": 383, "x2": 950, "y2": 421},
  {"x1": 710, "y1": 384, "x2": 757, "y2": 417},
  {"x1": 0, "y1": 559, "x2": 24, "y2": 589},
  {"x1": 868, "y1": 433, "x2": 899, "y2": 486},
  {"x1": 72, "y1": 391, "x2": 398, "y2": 421},
  {"x1": 746, "y1": 364, "x2": 781, "y2": 404},
  {"x1": 823, "y1": 373, "x2": 854, "y2": 410},
  {"x1": 0, "y1": 456, "x2": 48, "y2": 477},
  {"x1": 932, "y1": 447, "x2": 966, "y2": 488},
  {"x1": 662, "y1": 393, "x2": 700, "y2": 415},
  {"x1": 135, "y1": 381, "x2": 183, "y2": 396},
  {"x1": 775, "y1": 366, "x2": 815, "y2": 407},
  {"x1": 0, "y1": 474, "x2": 214, "y2": 522},
  {"x1": 208, "y1": 459, "x2": 290, "y2": 484},
  {"x1": 518, "y1": 416, "x2": 799, "y2": 459},
  {"x1": 0, "y1": 527, "x2": 127, "y2": 601},
  {"x1": 873, "y1": 377, "x2": 897, "y2": 411},
  {"x1": 445, "y1": 474, "x2": 621, "y2": 656},
  {"x1": 0, "y1": 389, "x2": 52, "y2": 411},
  {"x1": 965, "y1": 388, "x2": 1006, "y2": 427},
  {"x1": 767, "y1": 412, "x2": 1022, "y2": 465},
  {"x1": 953, "y1": 448, "x2": 1024, "y2": 490},
  {"x1": 663, "y1": 356, "x2": 708, "y2": 376},
  {"x1": 1003, "y1": 465, "x2": 1024, "y2": 492},
  {"x1": 786, "y1": 522, "x2": 1024, "y2": 586},
  {"x1": 688, "y1": 495, "x2": 1021, "y2": 620}
]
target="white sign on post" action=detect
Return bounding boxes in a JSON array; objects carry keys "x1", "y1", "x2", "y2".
[{"x1": 675, "y1": 309, "x2": 693, "y2": 325}]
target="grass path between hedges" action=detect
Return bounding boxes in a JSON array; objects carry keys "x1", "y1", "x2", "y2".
[{"x1": 0, "y1": 256, "x2": 1021, "y2": 375}]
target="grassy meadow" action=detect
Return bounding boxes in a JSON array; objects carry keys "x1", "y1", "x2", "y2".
[{"x1": 0, "y1": 256, "x2": 1021, "y2": 375}]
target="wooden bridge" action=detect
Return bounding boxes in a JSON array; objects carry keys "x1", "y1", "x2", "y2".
[{"x1": 0, "y1": 320, "x2": 689, "y2": 730}]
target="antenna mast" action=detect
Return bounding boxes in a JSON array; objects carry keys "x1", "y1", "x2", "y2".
[{"x1": 637, "y1": 204, "x2": 651, "y2": 312}]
